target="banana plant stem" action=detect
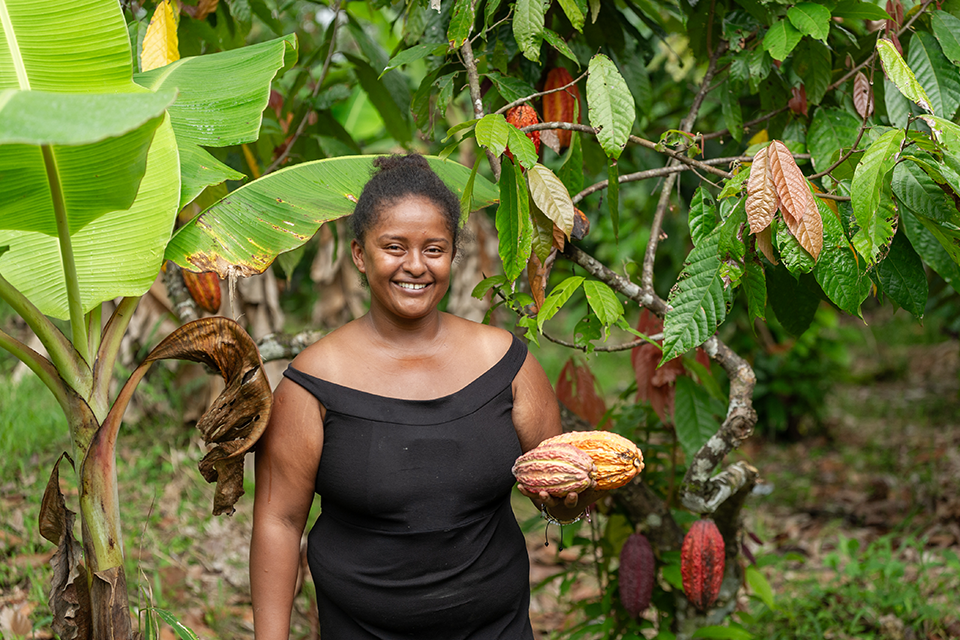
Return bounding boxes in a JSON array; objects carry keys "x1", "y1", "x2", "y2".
[{"x1": 42, "y1": 144, "x2": 90, "y2": 367}]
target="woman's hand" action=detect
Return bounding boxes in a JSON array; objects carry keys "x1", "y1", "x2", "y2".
[{"x1": 517, "y1": 484, "x2": 606, "y2": 522}]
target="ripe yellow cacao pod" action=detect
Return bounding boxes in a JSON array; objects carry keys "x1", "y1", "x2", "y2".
[
  {"x1": 541, "y1": 431, "x2": 643, "y2": 491},
  {"x1": 182, "y1": 269, "x2": 222, "y2": 314},
  {"x1": 512, "y1": 442, "x2": 596, "y2": 497}
]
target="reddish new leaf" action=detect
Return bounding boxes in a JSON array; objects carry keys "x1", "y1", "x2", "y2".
[
  {"x1": 854, "y1": 72, "x2": 874, "y2": 118},
  {"x1": 788, "y1": 84, "x2": 808, "y2": 117},
  {"x1": 756, "y1": 226, "x2": 778, "y2": 264},
  {"x1": 556, "y1": 358, "x2": 608, "y2": 427},
  {"x1": 527, "y1": 250, "x2": 554, "y2": 312},
  {"x1": 783, "y1": 190, "x2": 824, "y2": 260},
  {"x1": 768, "y1": 140, "x2": 814, "y2": 225},
  {"x1": 745, "y1": 146, "x2": 779, "y2": 235}
]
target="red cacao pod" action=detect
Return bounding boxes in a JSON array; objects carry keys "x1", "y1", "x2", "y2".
[
  {"x1": 619, "y1": 533, "x2": 655, "y2": 618},
  {"x1": 512, "y1": 442, "x2": 596, "y2": 497},
  {"x1": 681, "y1": 519, "x2": 725, "y2": 611},
  {"x1": 542, "y1": 67, "x2": 581, "y2": 149},
  {"x1": 504, "y1": 104, "x2": 541, "y2": 162},
  {"x1": 182, "y1": 270, "x2": 222, "y2": 314}
]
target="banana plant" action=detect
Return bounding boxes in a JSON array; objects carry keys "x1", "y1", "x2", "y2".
[{"x1": 0, "y1": 0, "x2": 498, "y2": 637}]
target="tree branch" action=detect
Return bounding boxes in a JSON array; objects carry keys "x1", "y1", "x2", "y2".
[
  {"x1": 679, "y1": 336, "x2": 758, "y2": 514},
  {"x1": 494, "y1": 68, "x2": 589, "y2": 115},
  {"x1": 264, "y1": 0, "x2": 342, "y2": 176},
  {"x1": 560, "y1": 243, "x2": 668, "y2": 315},
  {"x1": 460, "y1": 2, "x2": 501, "y2": 182},
  {"x1": 257, "y1": 329, "x2": 326, "y2": 362},
  {"x1": 642, "y1": 44, "x2": 726, "y2": 291},
  {"x1": 542, "y1": 331, "x2": 662, "y2": 352}
]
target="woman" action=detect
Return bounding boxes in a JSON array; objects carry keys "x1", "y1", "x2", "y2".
[{"x1": 250, "y1": 154, "x2": 595, "y2": 639}]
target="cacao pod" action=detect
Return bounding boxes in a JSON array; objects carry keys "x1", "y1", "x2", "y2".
[
  {"x1": 541, "y1": 430, "x2": 643, "y2": 491},
  {"x1": 504, "y1": 104, "x2": 541, "y2": 162},
  {"x1": 681, "y1": 519, "x2": 725, "y2": 611},
  {"x1": 619, "y1": 533, "x2": 655, "y2": 618},
  {"x1": 182, "y1": 269, "x2": 222, "y2": 314},
  {"x1": 542, "y1": 67, "x2": 581, "y2": 149},
  {"x1": 512, "y1": 442, "x2": 596, "y2": 497}
]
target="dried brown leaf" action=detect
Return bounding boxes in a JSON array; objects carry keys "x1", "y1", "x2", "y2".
[
  {"x1": 745, "y1": 146, "x2": 779, "y2": 235},
  {"x1": 572, "y1": 207, "x2": 591, "y2": 241},
  {"x1": 630, "y1": 310, "x2": 683, "y2": 421},
  {"x1": 756, "y1": 226, "x2": 778, "y2": 264},
  {"x1": 39, "y1": 454, "x2": 92, "y2": 640},
  {"x1": 854, "y1": 72, "x2": 874, "y2": 119},
  {"x1": 783, "y1": 194, "x2": 824, "y2": 260},
  {"x1": 556, "y1": 358, "x2": 609, "y2": 428},
  {"x1": 540, "y1": 129, "x2": 562, "y2": 155},
  {"x1": 768, "y1": 140, "x2": 814, "y2": 225},
  {"x1": 527, "y1": 252, "x2": 549, "y2": 313}
]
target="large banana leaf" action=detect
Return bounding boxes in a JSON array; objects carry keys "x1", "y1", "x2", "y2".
[
  {"x1": 0, "y1": 0, "x2": 136, "y2": 93},
  {"x1": 134, "y1": 35, "x2": 299, "y2": 209},
  {"x1": 0, "y1": 90, "x2": 174, "y2": 235},
  {"x1": 165, "y1": 155, "x2": 499, "y2": 276},
  {"x1": 0, "y1": 0, "x2": 181, "y2": 319},
  {"x1": 0, "y1": 119, "x2": 181, "y2": 319}
]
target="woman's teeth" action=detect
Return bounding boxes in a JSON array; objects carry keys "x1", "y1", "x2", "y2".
[{"x1": 397, "y1": 282, "x2": 426, "y2": 290}]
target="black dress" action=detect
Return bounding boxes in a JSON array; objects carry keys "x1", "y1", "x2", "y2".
[{"x1": 283, "y1": 335, "x2": 535, "y2": 639}]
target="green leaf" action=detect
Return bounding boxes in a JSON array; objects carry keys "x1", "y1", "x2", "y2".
[
  {"x1": 249, "y1": 0, "x2": 283, "y2": 37},
  {"x1": 902, "y1": 210, "x2": 960, "y2": 294},
  {"x1": 832, "y1": 0, "x2": 891, "y2": 20},
  {"x1": 674, "y1": 376, "x2": 720, "y2": 461},
  {"x1": 485, "y1": 0, "x2": 504, "y2": 30},
  {"x1": 745, "y1": 565, "x2": 775, "y2": 610},
  {"x1": 527, "y1": 163, "x2": 575, "y2": 238},
  {"x1": 0, "y1": 90, "x2": 173, "y2": 146},
  {"x1": 472, "y1": 274, "x2": 508, "y2": 298},
  {"x1": 543, "y1": 29, "x2": 579, "y2": 66},
  {"x1": 586, "y1": 54, "x2": 635, "y2": 160},
  {"x1": 344, "y1": 53, "x2": 412, "y2": 143},
  {"x1": 743, "y1": 260, "x2": 767, "y2": 325},
  {"x1": 920, "y1": 115, "x2": 960, "y2": 152},
  {"x1": 495, "y1": 158, "x2": 531, "y2": 280},
  {"x1": 721, "y1": 84, "x2": 744, "y2": 142},
  {"x1": 443, "y1": 119, "x2": 480, "y2": 143},
  {"x1": 776, "y1": 220, "x2": 816, "y2": 275},
  {"x1": 583, "y1": 280, "x2": 623, "y2": 325},
  {"x1": 763, "y1": 19, "x2": 802, "y2": 62},
  {"x1": 661, "y1": 231, "x2": 726, "y2": 363},
  {"x1": 718, "y1": 167, "x2": 750, "y2": 200},
  {"x1": 691, "y1": 626, "x2": 753, "y2": 640},
  {"x1": 166, "y1": 156, "x2": 497, "y2": 276},
  {"x1": 382, "y1": 43, "x2": 449, "y2": 76},
  {"x1": 689, "y1": 187, "x2": 718, "y2": 246},
  {"x1": 459, "y1": 155, "x2": 483, "y2": 225},
  {"x1": 0, "y1": 119, "x2": 181, "y2": 319},
  {"x1": 885, "y1": 76, "x2": 915, "y2": 129},
  {"x1": 808, "y1": 107, "x2": 861, "y2": 174},
  {"x1": 557, "y1": 131, "x2": 583, "y2": 195},
  {"x1": 530, "y1": 202, "x2": 555, "y2": 262},
  {"x1": 851, "y1": 129, "x2": 904, "y2": 264},
  {"x1": 275, "y1": 245, "x2": 305, "y2": 281},
  {"x1": 931, "y1": 10, "x2": 960, "y2": 66},
  {"x1": 907, "y1": 30, "x2": 960, "y2": 119},
  {"x1": 447, "y1": 0, "x2": 476, "y2": 47},
  {"x1": 152, "y1": 609, "x2": 202, "y2": 640},
  {"x1": 557, "y1": 0, "x2": 585, "y2": 31},
  {"x1": 892, "y1": 159, "x2": 960, "y2": 264},
  {"x1": 878, "y1": 38, "x2": 934, "y2": 113},
  {"x1": 485, "y1": 72, "x2": 536, "y2": 104},
  {"x1": 814, "y1": 200, "x2": 871, "y2": 316},
  {"x1": 135, "y1": 35, "x2": 298, "y2": 208},
  {"x1": 607, "y1": 160, "x2": 619, "y2": 238},
  {"x1": 768, "y1": 265, "x2": 821, "y2": 337},
  {"x1": 507, "y1": 126, "x2": 539, "y2": 170},
  {"x1": 538, "y1": 275, "x2": 585, "y2": 331},
  {"x1": 513, "y1": 0, "x2": 546, "y2": 62},
  {"x1": 877, "y1": 229, "x2": 928, "y2": 319},
  {"x1": 792, "y1": 39, "x2": 832, "y2": 105},
  {"x1": 787, "y1": 3, "x2": 831, "y2": 41},
  {"x1": 476, "y1": 113, "x2": 511, "y2": 156}
]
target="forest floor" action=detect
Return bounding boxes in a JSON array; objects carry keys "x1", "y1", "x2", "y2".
[{"x1": 1, "y1": 315, "x2": 959, "y2": 639}]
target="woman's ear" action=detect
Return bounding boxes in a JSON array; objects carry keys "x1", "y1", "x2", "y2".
[{"x1": 351, "y1": 238, "x2": 366, "y2": 273}]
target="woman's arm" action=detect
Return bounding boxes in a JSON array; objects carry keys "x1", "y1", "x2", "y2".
[
  {"x1": 250, "y1": 377, "x2": 323, "y2": 640},
  {"x1": 511, "y1": 351, "x2": 605, "y2": 521}
]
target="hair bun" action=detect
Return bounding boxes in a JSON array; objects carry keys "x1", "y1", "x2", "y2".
[{"x1": 372, "y1": 153, "x2": 430, "y2": 173}]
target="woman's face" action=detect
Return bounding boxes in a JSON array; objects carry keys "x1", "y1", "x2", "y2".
[{"x1": 351, "y1": 196, "x2": 455, "y2": 323}]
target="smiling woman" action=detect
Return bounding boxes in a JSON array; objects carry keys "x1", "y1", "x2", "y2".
[{"x1": 248, "y1": 154, "x2": 601, "y2": 639}]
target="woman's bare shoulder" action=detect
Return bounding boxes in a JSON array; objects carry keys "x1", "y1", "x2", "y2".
[
  {"x1": 289, "y1": 320, "x2": 367, "y2": 379},
  {"x1": 444, "y1": 314, "x2": 515, "y2": 361}
]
